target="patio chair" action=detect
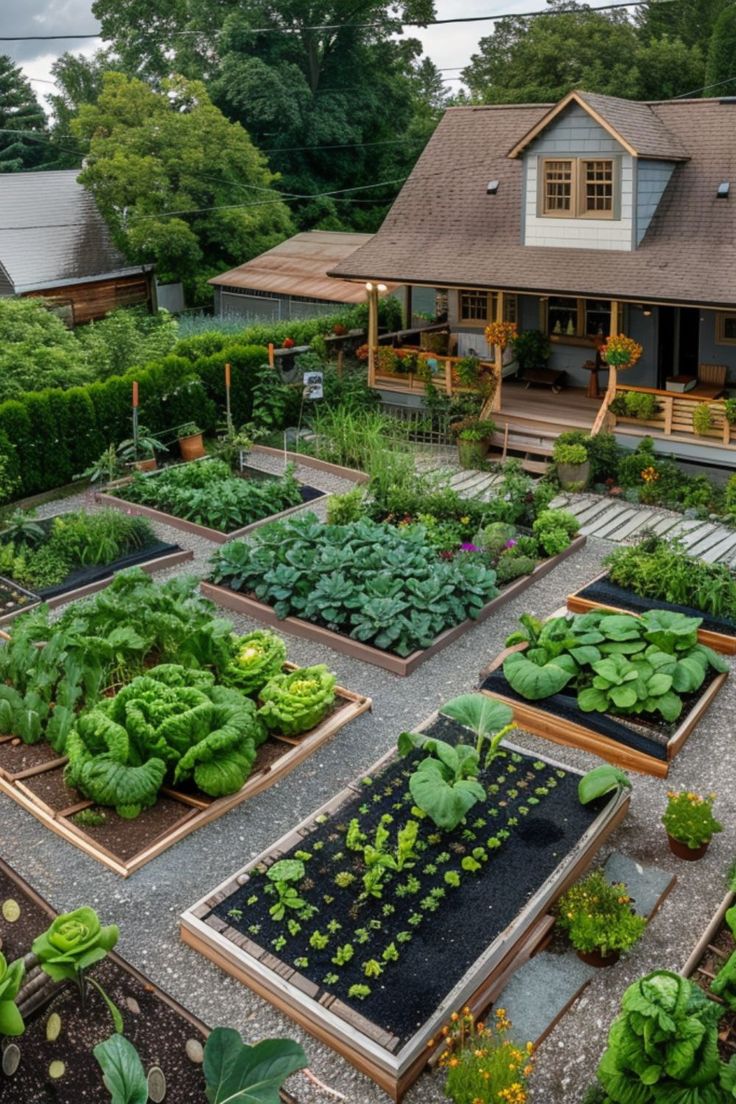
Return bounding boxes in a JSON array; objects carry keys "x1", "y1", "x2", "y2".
[{"x1": 696, "y1": 363, "x2": 728, "y2": 397}]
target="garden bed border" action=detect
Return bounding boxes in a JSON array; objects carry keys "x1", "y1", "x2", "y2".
[
  {"x1": 0, "y1": 547, "x2": 194, "y2": 628},
  {"x1": 201, "y1": 535, "x2": 587, "y2": 676},
  {"x1": 681, "y1": 890, "x2": 735, "y2": 980},
  {"x1": 180, "y1": 719, "x2": 629, "y2": 1101},
  {"x1": 478, "y1": 631, "x2": 727, "y2": 777},
  {"x1": 0, "y1": 673, "x2": 371, "y2": 877},
  {"x1": 251, "y1": 444, "x2": 370, "y2": 483},
  {"x1": 567, "y1": 570, "x2": 736, "y2": 655}
]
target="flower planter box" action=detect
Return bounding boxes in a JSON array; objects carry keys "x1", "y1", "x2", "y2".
[
  {"x1": 0, "y1": 856, "x2": 213, "y2": 1102},
  {"x1": 96, "y1": 463, "x2": 327, "y2": 545},
  {"x1": 201, "y1": 534, "x2": 586, "y2": 677},
  {"x1": 0, "y1": 666, "x2": 370, "y2": 877},
  {"x1": 567, "y1": 570, "x2": 736, "y2": 655},
  {"x1": 180, "y1": 714, "x2": 629, "y2": 1101},
  {"x1": 478, "y1": 630, "x2": 727, "y2": 777}
]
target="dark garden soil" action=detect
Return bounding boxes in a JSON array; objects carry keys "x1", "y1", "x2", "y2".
[
  {"x1": 479, "y1": 668, "x2": 720, "y2": 762},
  {"x1": 0, "y1": 862, "x2": 208, "y2": 1103},
  {"x1": 35, "y1": 538, "x2": 183, "y2": 600},
  {"x1": 688, "y1": 918, "x2": 736, "y2": 1060},
  {"x1": 210, "y1": 716, "x2": 605, "y2": 1044},
  {"x1": 0, "y1": 739, "x2": 60, "y2": 778},
  {"x1": 577, "y1": 576, "x2": 736, "y2": 637}
]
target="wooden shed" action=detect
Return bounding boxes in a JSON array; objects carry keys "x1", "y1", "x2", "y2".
[{"x1": 0, "y1": 170, "x2": 154, "y2": 324}]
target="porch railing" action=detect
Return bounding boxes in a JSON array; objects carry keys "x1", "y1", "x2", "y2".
[
  {"x1": 608, "y1": 384, "x2": 735, "y2": 446},
  {"x1": 369, "y1": 347, "x2": 495, "y2": 397}
]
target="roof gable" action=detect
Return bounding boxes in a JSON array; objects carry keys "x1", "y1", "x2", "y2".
[{"x1": 507, "y1": 90, "x2": 689, "y2": 161}]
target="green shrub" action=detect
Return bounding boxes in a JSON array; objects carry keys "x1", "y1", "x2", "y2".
[
  {"x1": 495, "y1": 554, "x2": 537, "y2": 584},
  {"x1": 531, "y1": 509, "x2": 580, "y2": 556},
  {"x1": 556, "y1": 870, "x2": 646, "y2": 956},
  {"x1": 553, "y1": 441, "x2": 588, "y2": 465},
  {"x1": 475, "y1": 522, "x2": 518, "y2": 556},
  {"x1": 326, "y1": 488, "x2": 366, "y2": 525},
  {"x1": 618, "y1": 390, "x2": 659, "y2": 419},
  {"x1": 692, "y1": 402, "x2": 714, "y2": 435}
]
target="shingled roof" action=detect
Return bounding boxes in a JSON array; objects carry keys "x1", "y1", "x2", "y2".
[
  {"x1": 330, "y1": 96, "x2": 736, "y2": 309},
  {"x1": 0, "y1": 170, "x2": 146, "y2": 294},
  {"x1": 507, "y1": 90, "x2": 689, "y2": 161}
]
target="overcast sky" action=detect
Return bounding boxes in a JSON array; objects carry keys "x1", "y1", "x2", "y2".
[{"x1": 2, "y1": 0, "x2": 571, "y2": 108}]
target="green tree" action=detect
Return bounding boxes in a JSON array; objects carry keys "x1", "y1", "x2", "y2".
[
  {"x1": 636, "y1": 0, "x2": 730, "y2": 50},
  {"x1": 75, "y1": 308, "x2": 179, "y2": 379},
  {"x1": 705, "y1": 3, "x2": 736, "y2": 94},
  {"x1": 72, "y1": 73, "x2": 295, "y2": 298},
  {"x1": 46, "y1": 50, "x2": 125, "y2": 169},
  {"x1": 0, "y1": 299, "x2": 92, "y2": 400},
  {"x1": 0, "y1": 55, "x2": 48, "y2": 171},
  {"x1": 91, "y1": 0, "x2": 441, "y2": 230},
  {"x1": 462, "y1": 2, "x2": 641, "y2": 103},
  {"x1": 632, "y1": 37, "x2": 705, "y2": 99}
]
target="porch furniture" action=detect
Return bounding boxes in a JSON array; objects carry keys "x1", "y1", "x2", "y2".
[
  {"x1": 517, "y1": 364, "x2": 567, "y2": 392},
  {"x1": 665, "y1": 375, "x2": 697, "y2": 393},
  {"x1": 582, "y1": 358, "x2": 608, "y2": 399},
  {"x1": 696, "y1": 363, "x2": 728, "y2": 399}
]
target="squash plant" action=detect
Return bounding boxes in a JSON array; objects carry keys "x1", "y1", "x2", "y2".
[{"x1": 502, "y1": 609, "x2": 728, "y2": 722}]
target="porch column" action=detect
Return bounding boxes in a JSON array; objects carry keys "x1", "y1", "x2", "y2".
[
  {"x1": 491, "y1": 290, "x2": 504, "y2": 414},
  {"x1": 591, "y1": 300, "x2": 620, "y2": 436},
  {"x1": 403, "y1": 285, "x2": 413, "y2": 329},
  {"x1": 366, "y1": 282, "x2": 378, "y2": 383}
]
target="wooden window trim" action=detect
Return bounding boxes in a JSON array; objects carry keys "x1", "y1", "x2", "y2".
[
  {"x1": 716, "y1": 312, "x2": 736, "y2": 346},
  {"x1": 458, "y1": 289, "x2": 517, "y2": 328},
  {"x1": 538, "y1": 157, "x2": 618, "y2": 220},
  {"x1": 539, "y1": 297, "x2": 622, "y2": 344}
]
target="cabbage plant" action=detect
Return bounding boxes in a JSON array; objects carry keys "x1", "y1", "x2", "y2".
[{"x1": 258, "y1": 665, "x2": 336, "y2": 737}]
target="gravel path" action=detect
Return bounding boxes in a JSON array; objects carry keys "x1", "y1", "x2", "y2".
[{"x1": 3, "y1": 461, "x2": 735, "y2": 1104}]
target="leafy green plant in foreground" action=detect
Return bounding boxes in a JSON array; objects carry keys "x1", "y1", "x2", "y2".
[
  {"x1": 578, "y1": 765, "x2": 632, "y2": 805},
  {"x1": 595, "y1": 970, "x2": 733, "y2": 1102},
  {"x1": 397, "y1": 732, "x2": 485, "y2": 831},
  {"x1": 93, "y1": 1033, "x2": 148, "y2": 1104},
  {"x1": 32, "y1": 907, "x2": 121, "y2": 1030},
  {"x1": 439, "y1": 694, "x2": 515, "y2": 767},
  {"x1": 258, "y1": 665, "x2": 336, "y2": 737},
  {"x1": 0, "y1": 951, "x2": 25, "y2": 1036},
  {"x1": 203, "y1": 1027, "x2": 307, "y2": 1104}
]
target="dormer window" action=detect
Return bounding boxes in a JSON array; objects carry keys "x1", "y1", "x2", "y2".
[{"x1": 540, "y1": 157, "x2": 617, "y2": 219}]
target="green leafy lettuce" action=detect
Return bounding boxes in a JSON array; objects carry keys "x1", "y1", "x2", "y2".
[
  {"x1": 224, "y1": 630, "x2": 287, "y2": 695},
  {"x1": 258, "y1": 665, "x2": 336, "y2": 737}
]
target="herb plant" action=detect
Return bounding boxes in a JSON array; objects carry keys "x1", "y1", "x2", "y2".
[
  {"x1": 556, "y1": 870, "x2": 647, "y2": 958},
  {"x1": 209, "y1": 513, "x2": 499, "y2": 657},
  {"x1": 662, "y1": 790, "x2": 723, "y2": 849},
  {"x1": 120, "y1": 459, "x2": 303, "y2": 532}
]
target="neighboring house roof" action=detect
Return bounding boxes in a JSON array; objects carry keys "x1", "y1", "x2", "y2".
[
  {"x1": 209, "y1": 230, "x2": 400, "y2": 303},
  {"x1": 0, "y1": 169, "x2": 148, "y2": 294},
  {"x1": 329, "y1": 96, "x2": 736, "y2": 309},
  {"x1": 507, "y1": 90, "x2": 689, "y2": 161}
]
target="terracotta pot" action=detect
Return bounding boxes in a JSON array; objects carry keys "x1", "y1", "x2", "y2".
[
  {"x1": 134, "y1": 457, "x2": 157, "y2": 472},
  {"x1": 179, "y1": 432, "x2": 206, "y2": 461},
  {"x1": 667, "y1": 833, "x2": 709, "y2": 861},
  {"x1": 576, "y1": 947, "x2": 621, "y2": 968}
]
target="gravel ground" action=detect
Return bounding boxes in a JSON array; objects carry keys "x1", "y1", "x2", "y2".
[{"x1": 3, "y1": 459, "x2": 735, "y2": 1104}]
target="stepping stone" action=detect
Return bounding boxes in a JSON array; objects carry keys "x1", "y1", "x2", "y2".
[
  {"x1": 492, "y1": 951, "x2": 596, "y2": 1047},
  {"x1": 651, "y1": 515, "x2": 685, "y2": 537},
  {"x1": 680, "y1": 524, "x2": 718, "y2": 550},
  {"x1": 664, "y1": 519, "x2": 710, "y2": 541},
  {"x1": 602, "y1": 852, "x2": 676, "y2": 920},
  {"x1": 574, "y1": 499, "x2": 621, "y2": 527},
  {"x1": 549, "y1": 494, "x2": 570, "y2": 509},
  {"x1": 614, "y1": 510, "x2": 658, "y2": 541}
]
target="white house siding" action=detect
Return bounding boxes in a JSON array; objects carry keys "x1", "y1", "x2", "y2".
[{"x1": 522, "y1": 104, "x2": 634, "y2": 251}]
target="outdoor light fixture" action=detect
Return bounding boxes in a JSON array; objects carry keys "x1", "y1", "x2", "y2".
[
  {"x1": 365, "y1": 281, "x2": 374, "y2": 290},
  {"x1": 717, "y1": 181, "x2": 730, "y2": 199},
  {"x1": 486, "y1": 180, "x2": 499, "y2": 195},
  {"x1": 377, "y1": 283, "x2": 387, "y2": 292},
  {"x1": 641, "y1": 305, "x2": 652, "y2": 317}
]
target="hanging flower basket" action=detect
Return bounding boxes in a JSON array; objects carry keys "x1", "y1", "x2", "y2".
[
  {"x1": 600, "y1": 334, "x2": 643, "y2": 369},
  {"x1": 484, "y1": 320, "x2": 518, "y2": 351}
]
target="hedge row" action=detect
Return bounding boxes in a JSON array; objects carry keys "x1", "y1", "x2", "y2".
[{"x1": 0, "y1": 343, "x2": 268, "y2": 501}]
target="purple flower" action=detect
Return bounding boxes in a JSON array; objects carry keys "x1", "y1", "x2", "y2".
[
  {"x1": 460, "y1": 542, "x2": 481, "y2": 553},
  {"x1": 505, "y1": 538, "x2": 518, "y2": 548}
]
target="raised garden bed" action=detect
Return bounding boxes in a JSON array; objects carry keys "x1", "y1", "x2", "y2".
[
  {"x1": 478, "y1": 613, "x2": 728, "y2": 778},
  {"x1": 0, "y1": 665, "x2": 370, "y2": 877},
  {"x1": 180, "y1": 713, "x2": 629, "y2": 1101},
  {"x1": 681, "y1": 890, "x2": 736, "y2": 1060},
  {"x1": 203, "y1": 535, "x2": 586, "y2": 677},
  {"x1": 0, "y1": 856, "x2": 300, "y2": 1103},
  {"x1": 568, "y1": 570, "x2": 736, "y2": 655},
  {"x1": 0, "y1": 512, "x2": 192, "y2": 626},
  {"x1": 252, "y1": 444, "x2": 369, "y2": 483},
  {"x1": 97, "y1": 460, "x2": 327, "y2": 544}
]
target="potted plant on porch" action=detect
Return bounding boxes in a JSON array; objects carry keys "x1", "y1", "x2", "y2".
[
  {"x1": 451, "y1": 417, "x2": 496, "y2": 468},
  {"x1": 553, "y1": 439, "x2": 591, "y2": 491},
  {"x1": 177, "y1": 421, "x2": 206, "y2": 461}
]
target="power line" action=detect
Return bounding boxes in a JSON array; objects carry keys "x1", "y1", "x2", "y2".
[
  {"x1": 675, "y1": 74, "x2": 736, "y2": 99},
  {"x1": 0, "y1": 0, "x2": 677, "y2": 41}
]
